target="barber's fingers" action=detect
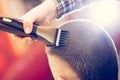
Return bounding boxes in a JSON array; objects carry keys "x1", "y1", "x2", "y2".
[
  {"x1": 23, "y1": 20, "x2": 33, "y2": 34},
  {"x1": 42, "y1": 19, "x2": 50, "y2": 26},
  {"x1": 22, "y1": 18, "x2": 50, "y2": 33},
  {"x1": 22, "y1": 37, "x2": 34, "y2": 44},
  {"x1": 20, "y1": 15, "x2": 50, "y2": 34},
  {"x1": 19, "y1": 15, "x2": 34, "y2": 34}
]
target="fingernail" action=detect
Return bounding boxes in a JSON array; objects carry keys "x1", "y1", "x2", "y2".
[
  {"x1": 25, "y1": 27, "x2": 31, "y2": 34},
  {"x1": 27, "y1": 40, "x2": 33, "y2": 44}
]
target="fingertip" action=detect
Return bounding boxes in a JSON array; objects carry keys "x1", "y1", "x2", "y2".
[
  {"x1": 23, "y1": 20, "x2": 33, "y2": 34},
  {"x1": 22, "y1": 37, "x2": 34, "y2": 45},
  {"x1": 25, "y1": 27, "x2": 31, "y2": 34}
]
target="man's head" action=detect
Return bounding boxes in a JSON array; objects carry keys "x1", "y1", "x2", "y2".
[{"x1": 46, "y1": 20, "x2": 118, "y2": 80}]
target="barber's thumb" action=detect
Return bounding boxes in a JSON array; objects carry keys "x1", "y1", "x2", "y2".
[{"x1": 23, "y1": 20, "x2": 33, "y2": 34}]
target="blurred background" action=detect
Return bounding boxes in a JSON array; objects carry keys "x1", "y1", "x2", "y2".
[
  {"x1": 0, "y1": 0, "x2": 53, "y2": 80},
  {"x1": 0, "y1": 0, "x2": 120, "y2": 80}
]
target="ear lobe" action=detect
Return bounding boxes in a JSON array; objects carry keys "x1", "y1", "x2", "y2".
[{"x1": 57, "y1": 77, "x2": 65, "y2": 80}]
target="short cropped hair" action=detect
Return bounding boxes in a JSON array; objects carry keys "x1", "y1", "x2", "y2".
[{"x1": 49, "y1": 20, "x2": 118, "y2": 80}]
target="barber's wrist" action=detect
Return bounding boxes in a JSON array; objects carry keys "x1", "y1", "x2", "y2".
[
  {"x1": 46, "y1": 0, "x2": 58, "y2": 19},
  {"x1": 51, "y1": 0, "x2": 58, "y2": 18}
]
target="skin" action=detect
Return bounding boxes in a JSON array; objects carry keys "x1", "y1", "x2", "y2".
[
  {"x1": 20, "y1": 0, "x2": 57, "y2": 34},
  {"x1": 46, "y1": 47, "x2": 80, "y2": 80}
]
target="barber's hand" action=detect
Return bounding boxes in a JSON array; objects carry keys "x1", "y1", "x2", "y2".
[{"x1": 20, "y1": 0, "x2": 57, "y2": 34}]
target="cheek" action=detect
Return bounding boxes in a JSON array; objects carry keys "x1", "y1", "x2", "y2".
[
  {"x1": 47, "y1": 55, "x2": 59, "y2": 78},
  {"x1": 47, "y1": 55, "x2": 56, "y2": 72}
]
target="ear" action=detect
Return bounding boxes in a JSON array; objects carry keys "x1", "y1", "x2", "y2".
[{"x1": 57, "y1": 77, "x2": 65, "y2": 80}]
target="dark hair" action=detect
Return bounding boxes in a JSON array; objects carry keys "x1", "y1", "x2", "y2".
[{"x1": 49, "y1": 20, "x2": 118, "y2": 80}]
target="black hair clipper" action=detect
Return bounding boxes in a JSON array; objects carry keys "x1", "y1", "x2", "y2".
[{"x1": 0, "y1": 17, "x2": 68, "y2": 47}]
